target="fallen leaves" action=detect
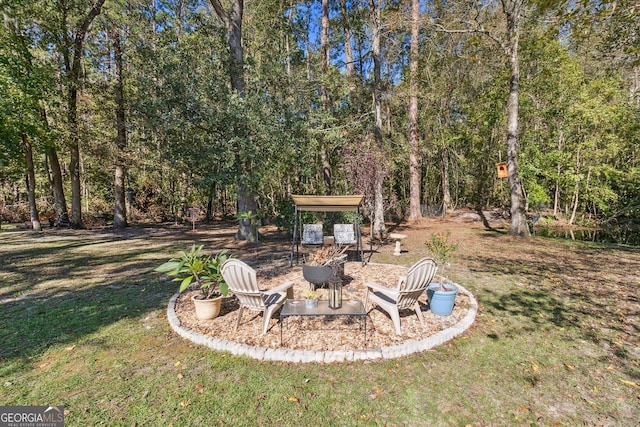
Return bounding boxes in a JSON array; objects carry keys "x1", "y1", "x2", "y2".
[
  {"x1": 369, "y1": 386, "x2": 385, "y2": 400},
  {"x1": 173, "y1": 261, "x2": 471, "y2": 351},
  {"x1": 620, "y1": 379, "x2": 638, "y2": 388}
]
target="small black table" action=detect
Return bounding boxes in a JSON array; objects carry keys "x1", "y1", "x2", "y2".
[{"x1": 279, "y1": 299, "x2": 367, "y2": 346}]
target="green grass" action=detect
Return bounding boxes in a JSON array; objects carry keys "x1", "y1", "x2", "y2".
[{"x1": 1, "y1": 223, "x2": 638, "y2": 426}]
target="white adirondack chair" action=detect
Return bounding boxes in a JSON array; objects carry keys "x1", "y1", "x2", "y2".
[
  {"x1": 221, "y1": 259, "x2": 293, "y2": 335},
  {"x1": 365, "y1": 258, "x2": 437, "y2": 335}
]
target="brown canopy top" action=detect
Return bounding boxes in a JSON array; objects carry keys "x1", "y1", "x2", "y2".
[{"x1": 292, "y1": 195, "x2": 364, "y2": 212}]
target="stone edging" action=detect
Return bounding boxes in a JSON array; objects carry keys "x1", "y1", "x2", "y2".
[{"x1": 167, "y1": 284, "x2": 477, "y2": 363}]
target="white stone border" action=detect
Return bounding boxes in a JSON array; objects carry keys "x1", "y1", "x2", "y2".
[{"x1": 167, "y1": 283, "x2": 477, "y2": 363}]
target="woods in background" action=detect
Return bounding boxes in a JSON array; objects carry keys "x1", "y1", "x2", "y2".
[{"x1": 1, "y1": 0, "x2": 638, "y2": 234}]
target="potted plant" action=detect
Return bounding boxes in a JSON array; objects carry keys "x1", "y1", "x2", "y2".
[
  {"x1": 424, "y1": 231, "x2": 459, "y2": 316},
  {"x1": 155, "y1": 245, "x2": 230, "y2": 320},
  {"x1": 302, "y1": 288, "x2": 321, "y2": 308},
  {"x1": 302, "y1": 245, "x2": 348, "y2": 289}
]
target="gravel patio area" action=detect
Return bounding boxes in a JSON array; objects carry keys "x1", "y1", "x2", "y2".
[{"x1": 173, "y1": 261, "x2": 474, "y2": 352}]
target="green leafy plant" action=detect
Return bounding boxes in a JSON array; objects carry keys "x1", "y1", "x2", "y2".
[
  {"x1": 424, "y1": 231, "x2": 458, "y2": 284},
  {"x1": 155, "y1": 245, "x2": 230, "y2": 299},
  {"x1": 302, "y1": 288, "x2": 321, "y2": 300}
]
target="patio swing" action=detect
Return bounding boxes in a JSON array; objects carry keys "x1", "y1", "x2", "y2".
[{"x1": 289, "y1": 195, "x2": 365, "y2": 266}]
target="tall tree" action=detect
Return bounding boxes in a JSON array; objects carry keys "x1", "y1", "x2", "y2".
[
  {"x1": 339, "y1": 0, "x2": 356, "y2": 96},
  {"x1": 55, "y1": 0, "x2": 107, "y2": 228},
  {"x1": 502, "y1": 0, "x2": 529, "y2": 236},
  {"x1": 320, "y1": 0, "x2": 332, "y2": 194},
  {"x1": 407, "y1": 0, "x2": 421, "y2": 221},
  {"x1": 369, "y1": 0, "x2": 386, "y2": 239},
  {"x1": 112, "y1": 27, "x2": 127, "y2": 229},
  {"x1": 2, "y1": 10, "x2": 46, "y2": 231},
  {"x1": 209, "y1": 0, "x2": 257, "y2": 241},
  {"x1": 21, "y1": 133, "x2": 42, "y2": 231}
]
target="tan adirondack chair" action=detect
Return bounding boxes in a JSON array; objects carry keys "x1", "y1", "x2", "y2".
[
  {"x1": 221, "y1": 259, "x2": 293, "y2": 335},
  {"x1": 365, "y1": 257, "x2": 437, "y2": 335}
]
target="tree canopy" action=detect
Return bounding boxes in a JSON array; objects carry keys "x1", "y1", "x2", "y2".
[{"x1": 1, "y1": 0, "x2": 638, "y2": 230}]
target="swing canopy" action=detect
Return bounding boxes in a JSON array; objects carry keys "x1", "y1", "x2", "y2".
[{"x1": 291, "y1": 195, "x2": 364, "y2": 212}]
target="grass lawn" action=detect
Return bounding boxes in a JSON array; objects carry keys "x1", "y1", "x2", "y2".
[{"x1": 1, "y1": 220, "x2": 638, "y2": 426}]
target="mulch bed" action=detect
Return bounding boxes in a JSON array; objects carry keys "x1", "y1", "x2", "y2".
[{"x1": 174, "y1": 261, "x2": 471, "y2": 351}]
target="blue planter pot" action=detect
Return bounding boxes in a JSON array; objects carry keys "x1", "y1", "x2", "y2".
[{"x1": 427, "y1": 283, "x2": 458, "y2": 316}]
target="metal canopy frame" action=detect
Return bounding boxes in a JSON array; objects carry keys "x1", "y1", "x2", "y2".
[{"x1": 290, "y1": 195, "x2": 365, "y2": 266}]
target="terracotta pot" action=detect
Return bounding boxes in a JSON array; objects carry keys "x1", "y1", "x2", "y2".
[{"x1": 192, "y1": 295, "x2": 223, "y2": 320}]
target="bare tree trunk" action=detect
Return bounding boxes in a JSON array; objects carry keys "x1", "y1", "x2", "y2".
[
  {"x1": 321, "y1": 151, "x2": 332, "y2": 195},
  {"x1": 46, "y1": 144, "x2": 70, "y2": 226},
  {"x1": 502, "y1": 0, "x2": 530, "y2": 237},
  {"x1": 553, "y1": 130, "x2": 564, "y2": 217},
  {"x1": 320, "y1": 0, "x2": 332, "y2": 195},
  {"x1": 339, "y1": 0, "x2": 355, "y2": 96},
  {"x1": 113, "y1": 28, "x2": 128, "y2": 229},
  {"x1": 554, "y1": 180, "x2": 560, "y2": 217},
  {"x1": 321, "y1": 0, "x2": 329, "y2": 110},
  {"x1": 569, "y1": 149, "x2": 581, "y2": 225},
  {"x1": 407, "y1": 0, "x2": 421, "y2": 221},
  {"x1": 180, "y1": 171, "x2": 188, "y2": 218},
  {"x1": 569, "y1": 181, "x2": 579, "y2": 225},
  {"x1": 68, "y1": 90, "x2": 83, "y2": 228},
  {"x1": 285, "y1": 0, "x2": 293, "y2": 76},
  {"x1": 206, "y1": 182, "x2": 215, "y2": 221},
  {"x1": 370, "y1": 0, "x2": 386, "y2": 239},
  {"x1": 305, "y1": 2, "x2": 312, "y2": 80},
  {"x1": 210, "y1": 0, "x2": 245, "y2": 97},
  {"x1": 441, "y1": 146, "x2": 452, "y2": 214},
  {"x1": 22, "y1": 133, "x2": 42, "y2": 231}
]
